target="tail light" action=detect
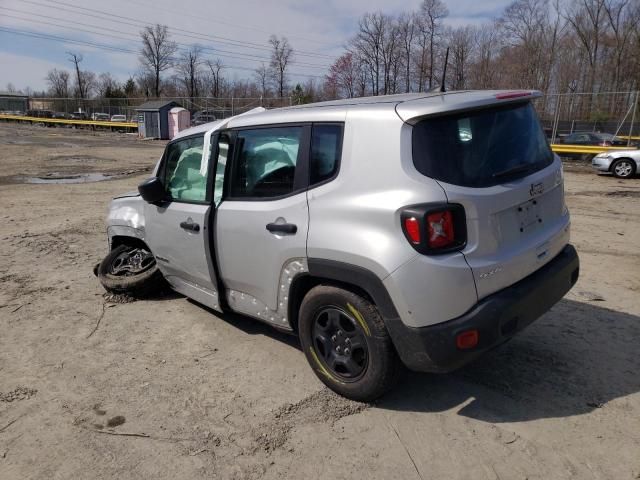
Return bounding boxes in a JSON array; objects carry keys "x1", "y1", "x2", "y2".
[
  {"x1": 401, "y1": 203, "x2": 467, "y2": 254},
  {"x1": 600, "y1": 141, "x2": 611, "y2": 146},
  {"x1": 403, "y1": 217, "x2": 421, "y2": 244}
]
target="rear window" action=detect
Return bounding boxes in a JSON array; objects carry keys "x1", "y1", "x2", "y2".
[{"x1": 412, "y1": 102, "x2": 553, "y2": 187}]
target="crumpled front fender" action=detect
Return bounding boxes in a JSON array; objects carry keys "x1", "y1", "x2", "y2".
[{"x1": 106, "y1": 195, "x2": 146, "y2": 247}]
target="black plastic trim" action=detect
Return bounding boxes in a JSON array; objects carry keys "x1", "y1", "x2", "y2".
[
  {"x1": 307, "y1": 258, "x2": 400, "y2": 320},
  {"x1": 266, "y1": 223, "x2": 297, "y2": 234},
  {"x1": 204, "y1": 134, "x2": 228, "y2": 311}
]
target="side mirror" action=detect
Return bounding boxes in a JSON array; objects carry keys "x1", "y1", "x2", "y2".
[{"x1": 138, "y1": 177, "x2": 166, "y2": 203}]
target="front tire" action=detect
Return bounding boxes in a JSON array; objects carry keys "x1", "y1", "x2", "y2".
[
  {"x1": 298, "y1": 285, "x2": 399, "y2": 402},
  {"x1": 611, "y1": 158, "x2": 635, "y2": 179},
  {"x1": 97, "y1": 244, "x2": 164, "y2": 295}
]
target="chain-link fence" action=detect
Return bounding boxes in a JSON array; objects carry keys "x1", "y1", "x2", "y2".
[
  {"x1": 536, "y1": 91, "x2": 640, "y2": 142},
  {"x1": 12, "y1": 92, "x2": 640, "y2": 140},
  {"x1": 23, "y1": 96, "x2": 295, "y2": 121}
]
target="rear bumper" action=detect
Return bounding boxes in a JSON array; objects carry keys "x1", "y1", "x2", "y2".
[{"x1": 386, "y1": 244, "x2": 579, "y2": 373}]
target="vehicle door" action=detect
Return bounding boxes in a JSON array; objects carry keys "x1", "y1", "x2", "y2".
[
  {"x1": 143, "y1": 131, "x2": 224, "y2": 311},
  {"x1": 215, "y1": 125, "x2": 310, "y2": 327}
]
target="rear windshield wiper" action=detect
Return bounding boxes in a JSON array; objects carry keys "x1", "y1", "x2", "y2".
[{"x1": 492, "y1": 163, "x2": 535, "y2": 179}]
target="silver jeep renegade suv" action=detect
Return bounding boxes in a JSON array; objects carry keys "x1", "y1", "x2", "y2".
[{"x1": 97, "y1": 90, "x2": 579, "y2": 401}]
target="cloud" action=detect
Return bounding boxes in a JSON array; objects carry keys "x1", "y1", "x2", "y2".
[
  {"x1": 0, "y1": 0, "x2": 513, "y2": 90},
  {"x1": 0, "y1": 51, "x2": 68, "y2": 91}
]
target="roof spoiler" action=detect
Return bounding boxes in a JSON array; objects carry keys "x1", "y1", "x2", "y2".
[{"x1": 396, "y1": 90, "x2": 542, "y2": 125}]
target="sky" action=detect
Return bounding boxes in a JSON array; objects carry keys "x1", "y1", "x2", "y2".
[{"x1": 0, "y1": 0, "x2": 512, "y2": 93}]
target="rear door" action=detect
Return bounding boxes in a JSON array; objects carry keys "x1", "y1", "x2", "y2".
[
  {"x1": 215, "y1": 125, "x2": 310, "y2": 327},
  {"x1": 143, "y1": 132, "x2": 222, "y2": 310},
  {"x1": 410, "y1": 101, "x2": 571, "y2": 299}
]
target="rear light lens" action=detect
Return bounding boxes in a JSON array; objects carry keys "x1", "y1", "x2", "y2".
[
  {"x1": 401, "y1": 203, "x2": 466, "y2": 255},
  {"x1": 426, "y1": 211, "x2": 454, "y2": 248},
  {"x1": 456, "y1": 330, "x2": 479, "y2": 350},
  {"x1": 600, "y1": 141, "x2": 611, "y2": 147},
  {"x1": 403, "y1": 217, "x2": 421, "y2": 244}
]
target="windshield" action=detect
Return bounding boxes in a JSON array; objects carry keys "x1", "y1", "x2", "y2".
[{"x1": 412, "y1": 102, "x2": 553, "y2": 187}]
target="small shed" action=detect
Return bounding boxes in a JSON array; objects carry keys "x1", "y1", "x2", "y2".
[
  {"x1": 168, "y1": 107, "x2": 191, "y2": 139},
  {"x1": 136, "y1": 100, "x2": 180, "y2": 140}
]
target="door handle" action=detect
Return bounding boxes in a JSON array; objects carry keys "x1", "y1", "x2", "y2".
[
  {"x1": 266, "y1": 223, "x2": 297, "y2": 234},
  {"x1": 180, "y1": 219, "x2": 200, "y2": 232}
]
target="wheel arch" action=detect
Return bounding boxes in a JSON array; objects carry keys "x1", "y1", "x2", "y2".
[
  {"x1": 288, "y1": 259, "x2": 400, "y2": 333},
  {"x1": 110, "y1": 234, "x2": 151, "y2": 252},
  {"x1": 107, "y1": 225, "x2": 147, "y2": 250},
  {"x1": 610, "y1": 157, "x2": 637, "y2": 172}
]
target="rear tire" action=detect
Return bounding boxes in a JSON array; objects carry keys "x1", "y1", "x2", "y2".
[
  {"x1": 611, "y1": 158, "x2": 635, "y2": 179},
  {"x1": 298, "y1": 285, "x2": 399, "y2": 402},
  {"x1": 97, "y1": 244, "x2": 164, "y2": 295}
]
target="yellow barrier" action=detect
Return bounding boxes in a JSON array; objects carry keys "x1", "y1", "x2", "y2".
[
  {"x1": 0, "y1": 114, "x2": 137, "y2": 129},
  {"x1": 550, "y1": 144, "x2": 636, "y2": 154}
]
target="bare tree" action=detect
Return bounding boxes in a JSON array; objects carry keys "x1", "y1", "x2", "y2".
[
  {"x1": 417, "y1": 0, "x2": 449, "y2": 90},
  {"x1": 139, "y1": 24, "x2": 177, "y2": 97},
  {"x1": 471, "y1": 22, "x2": 500, "y2": 89},
  {"x1": 254, "y1": 62, "x2": 270, "y2": 97},
  {"x1": 351, "y1": 13, "x2": 386, "y2": 95},
  {"x1": 447, "y1": 26, "x2": 476, "y2": 90},
  {"x1": 45, "y1": 69, "x2": 70, "y2": 97},
  {"x1": 563, "y1": 0, "x2": 607, "y2": 96},
  {"x1": 604, "y1": 0, "x2": 638, "y2": 93},
  {"x1": 327, "y1": 52, "x2": 358, "y2": 98},
  {"x1": 269, "y1": 35, "x2": 294, "y2": 98},
  {"x1": 398, "y1": 13, "x2": 417, "y2": 92},
  {"x1": 177, "y1": 46, "x2": 202, "y2": 98},
  {"x1": 79, "y1": 71, "x2": 96, "y2": 99},
  {"x1": 380, "y1": 15, "x2": 401, "y2": 94},
  {"x1": 96, "y1": 72, "x2": 119, "y2": 98},
  {"x1": 207, "y1": 59, "x2": 225, "y2": 98},
  {"x1": 135, "y1": 70, "x2": 156, "y2": 98}
]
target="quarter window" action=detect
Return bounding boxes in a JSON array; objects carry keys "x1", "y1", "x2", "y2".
[
  {"x1": 310, "y1": 124, "x2": 342, "y2": 185},
  {"x1": 163, "y1": 135, "x2": 207, "y2": 202},
  {"x1": 230, "y1": 127, "x2": 303, "y2": 198}
]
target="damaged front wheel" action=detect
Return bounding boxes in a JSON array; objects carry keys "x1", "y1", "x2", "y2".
[{"x1": 96, "y1": 244, "x2": 164, "y2": 295}]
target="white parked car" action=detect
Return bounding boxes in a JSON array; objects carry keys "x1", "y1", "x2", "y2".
[
  {"x1": 592, "y1": 150, "x2": 640, "y2": 178},
  {"x1": 110, "y1": 114, "x2": 127, "y2": 122}
]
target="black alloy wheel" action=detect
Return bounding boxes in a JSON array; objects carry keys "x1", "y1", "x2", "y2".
[{"x1": 311, "y1": 306, "x2": 369, "y2": 381}]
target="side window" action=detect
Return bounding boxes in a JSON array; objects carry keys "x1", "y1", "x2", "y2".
[
  {"x1": 163, "y1": 135, "x2": 207, "y2": 202},
  {"x1": 310, "y1": 124, "x2": 343, "y2": 185},
  {"x1": 213, "y1": 135, "x2": 230, "y2": 207},
  {"x1": 230, "y1": 127, "x2": 303, "y2": 198}
]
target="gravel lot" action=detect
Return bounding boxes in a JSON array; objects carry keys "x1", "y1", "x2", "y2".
[{"x1": 1, "y1": 123, "x2": 639, "y2": 480}]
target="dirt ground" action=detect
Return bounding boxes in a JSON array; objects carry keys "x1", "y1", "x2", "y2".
[{"x1": 0, "y1": 123, "x2": 639, "y2": 480}]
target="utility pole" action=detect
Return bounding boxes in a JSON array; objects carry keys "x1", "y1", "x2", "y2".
[{"x1": 628, "y1": 91, "x2": 639, "y2": 146}]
